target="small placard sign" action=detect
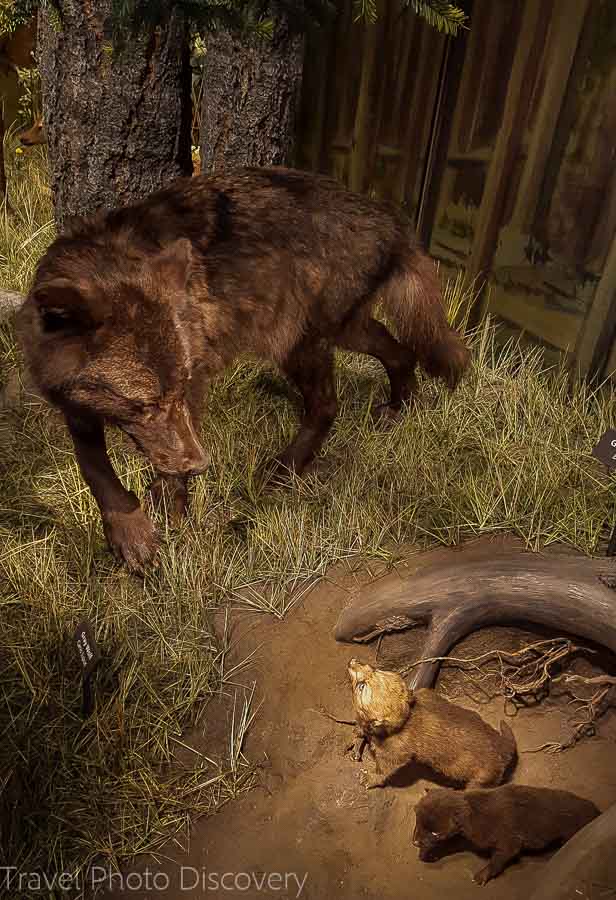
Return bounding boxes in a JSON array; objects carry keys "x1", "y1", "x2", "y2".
[
  {"x1": 75, "y1": 621, "x2": 101, "y2": 679},
  {"x1": 592, "y1": 429, "x2": 616, "y2": 469}
]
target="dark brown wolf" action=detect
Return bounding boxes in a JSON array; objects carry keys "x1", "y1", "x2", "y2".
[
  {"x1": 412, "y1": 784, "x2": 600, "y2": 885},
  {"x1": 17, "y1": 167, "x2": 470, "y2": 572}
]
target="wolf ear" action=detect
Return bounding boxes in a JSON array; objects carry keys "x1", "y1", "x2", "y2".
[
  {"x1": 151, "y1": 238, "x2": 193, "y2": 293},
  {"x1": 32, "y1": 278, "x2": 100, "y2": 335}
]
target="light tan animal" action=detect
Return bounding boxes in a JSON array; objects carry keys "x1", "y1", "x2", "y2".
[{"x1": 348, "y1": 659, "x2": 517, "y2": 789}]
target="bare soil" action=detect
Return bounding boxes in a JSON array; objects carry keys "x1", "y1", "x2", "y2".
[{"x1": 105, "y1": 556, "x2": 616, "y2": 900}]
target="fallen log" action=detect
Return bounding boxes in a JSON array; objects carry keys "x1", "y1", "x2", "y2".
[
  {"x1": 334, "y1": 540, "x2": 616, "y2": 690},
  {"x1": 527, "y1": 801, "x2": 616, "y2": 900}
]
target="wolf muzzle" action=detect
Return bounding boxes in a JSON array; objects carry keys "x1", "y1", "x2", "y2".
[{"x1": 122, "y1": 402, "x2": 210, "y2": 477}]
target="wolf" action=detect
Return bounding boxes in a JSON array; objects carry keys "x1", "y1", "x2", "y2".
[{"x1": 17, "y1": 167, "x2": 470, "y2": 572}]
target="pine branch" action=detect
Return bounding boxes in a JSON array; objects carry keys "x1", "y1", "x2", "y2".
[
  {"x1": 109, "y1": 0, "x2": 332, "y2": 36},
  {"x1": 0, "y1": 0, "x2": 38, "y2": 35},
  {"x1": 407, "y1": 0, "x2": 467, "y2": 35},
  {"x1": 352, "y1": 0, "x2": 377, "y2": 25}
]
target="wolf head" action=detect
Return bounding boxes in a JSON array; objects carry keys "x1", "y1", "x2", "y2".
[{"x1": 18, "y1": 232, "x2": 210, "y2": 477}]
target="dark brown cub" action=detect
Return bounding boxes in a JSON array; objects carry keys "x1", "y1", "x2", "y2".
[{"x1": 413, "y1": 784, "x2": 600, "y2": 885}]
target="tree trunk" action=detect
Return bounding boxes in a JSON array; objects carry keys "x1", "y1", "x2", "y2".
[
  {"x1": 38, "y1": 3, "x2": 192, "y2": 229},
  {"x1": 200, "y1": 10, "x2": 304, "y2": 172}
]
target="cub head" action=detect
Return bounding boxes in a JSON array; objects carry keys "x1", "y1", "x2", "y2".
[
  {"x1": 347, "y1": 658, "x2": 412, "y2": 735},
  {"x1": 412, "y1": 788, "x2": 469, "y2": 861}
]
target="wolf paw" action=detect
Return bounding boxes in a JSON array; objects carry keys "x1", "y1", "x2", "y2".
[
  {"x1": 103, "y1": 507, "x2": 159, "y2": 574},
  {"x1": 257, "y1": 454, "x2": 297, "y2": 488}
]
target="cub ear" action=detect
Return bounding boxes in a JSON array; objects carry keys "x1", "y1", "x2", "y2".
[
  {"x1": 151, "y1": 238, "x2": 193, "y2": 292},
  {"x1": 31, "y1": 278, "x2": 100, "y2": 335}
]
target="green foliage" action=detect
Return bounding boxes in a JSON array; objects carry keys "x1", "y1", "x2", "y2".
[
  {"x1": 353, "y1": 0, "x2": 377, "y2": 25},
  {"x1": 353, "y1": 0, "x2": 467, "y2": 34},
  {"x1": 109, "y1": 0, "x2": 330, "y2": 38},
  {"x1": 408, "y1": 0, "x2": 466, "y2": 34},
  {"x1": 0, "y1": 0, "x2": 37, "y2": 35},
  {"x1": 0, "y1": 0, "x2": 61, "y2": 36},
  {"x1": 15, "y1": 62, "x2": 41, "y2": 121},
  {"x1": 2, "y1": 0, "x2": 466, "y2": 44}
]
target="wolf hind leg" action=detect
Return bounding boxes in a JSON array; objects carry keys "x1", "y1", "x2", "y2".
[{"x1": 338, "y1": 313, "x2": 417, "y2": 417}]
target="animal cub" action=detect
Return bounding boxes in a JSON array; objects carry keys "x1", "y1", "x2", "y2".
[
  {"x1": 348, "y1": 659, "x2": 516, "y2": 789},
  {"x1": 413, "y1": 784, "x2": 600, "y2": 885}
]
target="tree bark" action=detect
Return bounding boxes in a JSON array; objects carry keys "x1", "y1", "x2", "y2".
[
  {"x1": 38, "y1": 3, "x2": 192, "y2": 229},
  {"x1": 200, "y1": 9, "x2": 304, "y2": 172}
]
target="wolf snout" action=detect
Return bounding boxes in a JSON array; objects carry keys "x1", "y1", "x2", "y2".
[
  {"x1": 180, "y1": 450, "x2": 210, "y2": 477},
  {"x1": 159, "y1": 445, "x2": 210, "y2": 477}
]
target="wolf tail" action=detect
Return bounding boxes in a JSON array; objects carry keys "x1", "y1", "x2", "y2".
[
  {"x1": 499, "y1": 720, "x2": 518, "y2": 764},
  {"x1": 379, "y1": 242, "x2": 470, "y2": 389}
]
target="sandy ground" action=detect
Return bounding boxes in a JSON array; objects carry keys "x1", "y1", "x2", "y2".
[{"x1": 104, "y1": 550, "x2": 616, "y2": 900}]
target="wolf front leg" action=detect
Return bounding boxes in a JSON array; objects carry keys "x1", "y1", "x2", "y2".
[
  {"x1": 269, "y1": 338, "x2": 338, "y2": 480},
  {"x1": 66, "y1": 414, "x2": 159, "y2": 573},
  {"x1": 146, "y1": 368, "x2": 210, "y2": 523}
]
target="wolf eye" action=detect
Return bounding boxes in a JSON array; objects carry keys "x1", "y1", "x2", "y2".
[{"x1": 357, "y1": 682, "x2": 365, "y2": 692}]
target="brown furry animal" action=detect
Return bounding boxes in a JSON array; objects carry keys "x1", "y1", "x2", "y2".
[
  {"x1": 19, "y1": 117, "x2": 46, "y2": 147},
  {"x1": 348, "y1": 659, "x2": 516, "y2": 789},
  {"x1": 17, "y1": 168, "x2": 470, "y2": 572},
  {"x1": 413, "y1": 784, "x2": 600, "y2": 885}
]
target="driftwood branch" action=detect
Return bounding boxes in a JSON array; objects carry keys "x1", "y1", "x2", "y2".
[
  {"x1": 0, "y1": 289, "x2": 24, "y2": 322},
  {"x1": 334, "y1": 541, "x2": 616, "y2": 690},
  {"x1": 528, "y1": 802, "x2": 616, "y2": 900}
]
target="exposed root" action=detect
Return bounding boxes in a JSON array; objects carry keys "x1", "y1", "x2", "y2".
[{"x1": 398, "y1": 639, "x2": 616, "y2": 753}]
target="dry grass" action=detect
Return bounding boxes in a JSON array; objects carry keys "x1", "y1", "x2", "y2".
[{"x1": 1, "y1": 134, "x2": 616, "y2": 894}]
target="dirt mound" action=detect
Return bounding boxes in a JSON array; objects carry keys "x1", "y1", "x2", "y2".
[{"x1": 104, "y1": 565, "x2": 616, "y2": 899}]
